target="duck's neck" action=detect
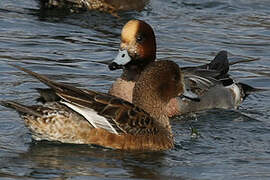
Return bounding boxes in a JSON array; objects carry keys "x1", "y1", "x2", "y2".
[
  {"x1": 121, "y1": 67, "x2": 143, "y2": 82},
  {"x1": 121, "y1": 60, "x2": 154, "y2": 82}
]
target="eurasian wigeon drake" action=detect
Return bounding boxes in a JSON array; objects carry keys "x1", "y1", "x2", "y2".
[
  {"x1": 108, "y1": 19, "x2": 256, "y2": 117},
  {"x1": 0, "y1": 61, "x2": 197, "y2": 151},
  {"x1": 40, "y1": 0, "x2": 148, "y2": 15}
]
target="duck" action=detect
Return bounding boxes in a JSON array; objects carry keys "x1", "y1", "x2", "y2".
[
  {"x1": 39, "y1": 0, "x2": 149, "y2": 15},
  {"x1": 108, "y1": 19, "x2": 256, "y2": 117},
  {"x1": 0, "y1": 61, "x2": 197, "y2": 151}
]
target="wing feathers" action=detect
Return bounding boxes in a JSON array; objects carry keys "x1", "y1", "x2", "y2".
[
  {"x1": 62, "y1": 101, "x2": 120, "y2": 135},
  {"x1": 10, "y1": 65, "x2": 159, "y2": 136}
]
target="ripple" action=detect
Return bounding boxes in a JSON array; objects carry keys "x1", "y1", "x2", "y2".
[{"x1": 1, "y1": 0, "x2": 270, "y2": 179}]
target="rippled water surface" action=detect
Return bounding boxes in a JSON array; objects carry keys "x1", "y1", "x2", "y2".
[{"x1": 1, "y1": 0, "x2": 270, "y2": 179}]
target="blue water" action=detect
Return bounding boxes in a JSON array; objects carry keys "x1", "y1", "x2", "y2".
[{"x1": 1, "y1": 0, "x2": 270, "y2": 179}]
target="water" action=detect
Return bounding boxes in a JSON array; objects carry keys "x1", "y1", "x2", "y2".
[{"x1": 0, "y1": 0, "x2": 270, "y2": 179}]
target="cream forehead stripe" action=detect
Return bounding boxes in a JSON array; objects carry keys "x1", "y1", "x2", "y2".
[
  {"x1": 112, "y1": 20, "x2": 140, "y2": 65},
  {"x1": 121, "y1": 20, "x2": 140, "y2": 43}
]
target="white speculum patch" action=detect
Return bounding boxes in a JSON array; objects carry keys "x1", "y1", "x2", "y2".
[
  {"x1": 61, "y1": 101, "x2": 119, "y2": 135},
  {"x1": 113, "y1": 49, "x2": 132, "y2": 65}
]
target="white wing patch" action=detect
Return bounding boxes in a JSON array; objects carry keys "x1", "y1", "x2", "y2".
[{"x1": 61, "y1": 101, "x2": 119, "y2": 135}]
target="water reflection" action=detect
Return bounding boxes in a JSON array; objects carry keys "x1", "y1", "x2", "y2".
[{"x1": 5, "y1": 142, "x2": 169, "y2": 179}]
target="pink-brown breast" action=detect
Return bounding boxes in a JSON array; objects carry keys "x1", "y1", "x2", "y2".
[{"x1": 109, "y1": 78, "x2": 135, "y2": 103}]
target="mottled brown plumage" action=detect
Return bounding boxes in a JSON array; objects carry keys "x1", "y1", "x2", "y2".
[{"x1": 1, "y1": 60, "x2": 183, "y2": 151}]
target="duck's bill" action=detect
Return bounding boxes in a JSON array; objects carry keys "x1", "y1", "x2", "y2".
[
  {"x1": 108, "y1": 49, "x2": 132, "y2": 70},
  {"x1": 180, "y1": 89, "x2": 200, "y2": 102},
  {"x1": 108, "y1": 62, "x2": 124, "y2": 70}
]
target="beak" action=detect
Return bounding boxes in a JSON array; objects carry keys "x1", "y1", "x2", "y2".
[
  {"x1": 180, "y1": 88, "x2": 200, "y2": 102},
  {"x1": 108, "y1": 62, "x2": 123, "y2": 70},
  {"x1": 108, "y1": 49, "x2": 132, "y2": 71}
]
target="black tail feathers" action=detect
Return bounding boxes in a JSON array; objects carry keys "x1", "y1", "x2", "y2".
[
  {"x1": 238, "y1": 82, "x2": 267, "y2": 100},
  {"x1": 198, "y1": 50, "x2": 229, "y2": 79},
  {"x1": 208, "y1": 50, "x2": 229, "y2": 75}
]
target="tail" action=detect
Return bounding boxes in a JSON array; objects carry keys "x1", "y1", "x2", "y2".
[
  {"x1": 198, "y1": 50, "x2": 229, "y2": 79},
  {"x1": 238, "y1": 82, "x2": 267, "y2": 100},
  {"x1": 229, "y1": 57, "x2": 260, "y2": 66},
  {"x1": 0, "y1": 100, "x2": 42, "y2": 117},
  {"x1": 208, "y1": 50, "x2": 229, "y2": 75},
  {"x1": 9, "y1": 64, "x2": 97, "y2": 100}
]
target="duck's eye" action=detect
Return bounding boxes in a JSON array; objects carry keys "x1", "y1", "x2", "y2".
[
  {"x1": 172, "y1": 75, "x2": 179, "y2": 81},
  {"x1": 136, "y1": 34, "x2": 143, "y2": 42}
]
